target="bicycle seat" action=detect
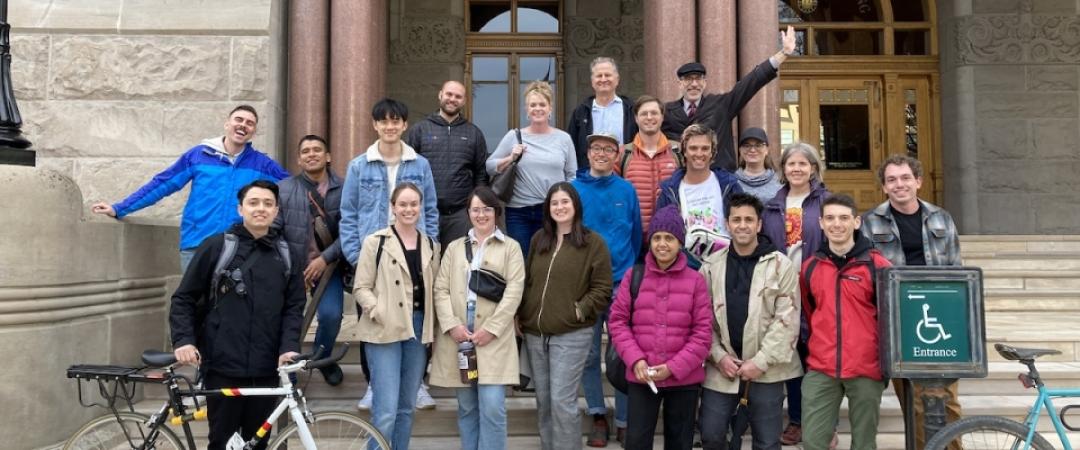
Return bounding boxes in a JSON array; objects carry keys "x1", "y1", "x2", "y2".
[
  {"x1": 142, "y1": 350, "x2": 178, "y2": 368},
  {"x1": 995, "y1": 343, "x2": 1061, "y2": 361}
]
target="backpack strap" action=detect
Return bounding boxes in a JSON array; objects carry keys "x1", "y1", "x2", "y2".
[
  {"x1": 627, "y1": 263, "x2": 645, "y2": 327},
  {"x1": 275, "y1": 238, "x2": 292, "y2": 275},
  {"x1": 465, "y1": 239, "x2": 473, "y2": 263},
  {"x1": 373, "y1": 235, "x2": 388, "y2": 273},
  {"x1": 209, "y1": 233, "x2": 240, "y2": 300},
  {"x1": 804, "y1": 257, "x2": 820, "y2": 312},
  {"x1": 620, "y1": 143, "x2": 635, "y2": 175},
  {"x1": 670, "y1": 141, "x2": 685, "y2": 168}
]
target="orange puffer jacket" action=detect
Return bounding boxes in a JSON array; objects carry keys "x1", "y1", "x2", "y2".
[{"x1": 616, "y1": 134, "x2": 681, "y2": 233}]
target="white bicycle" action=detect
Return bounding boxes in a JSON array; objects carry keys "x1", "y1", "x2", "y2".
[{"x1": 64, "y1": 344, "x2": 388, "y2": 450}]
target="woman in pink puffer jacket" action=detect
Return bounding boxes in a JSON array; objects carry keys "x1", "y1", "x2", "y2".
[{"x1": 609, "y1": 205, "x2": 713, "y2": 450}]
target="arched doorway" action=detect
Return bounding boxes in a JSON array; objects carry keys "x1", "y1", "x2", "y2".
[{"x1": 777, "y1": 0, "x2": 941, "y2": 211}]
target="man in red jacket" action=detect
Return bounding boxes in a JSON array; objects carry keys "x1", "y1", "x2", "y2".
[{"x1": 800, "y1": 194, "x2": 892, "y2": 450}]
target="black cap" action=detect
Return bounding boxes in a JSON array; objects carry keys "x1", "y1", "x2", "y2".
[
  {"x1": 677, "y1": 62, "x2": 707, "y2": 78},
  {"x1": 739, "y1": 127, "x2": 769, "y2": 146}
]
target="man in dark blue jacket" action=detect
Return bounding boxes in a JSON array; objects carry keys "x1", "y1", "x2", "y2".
[
  {"x1": 566, "y1": 57, "x2": 637, "y2": 171},
  {"x1": 274, "y1": 135, "x2": 346, "y2": 386},
  {"x1": 656, "y1": 124, "x2": 743, "y2": 268},
  {"x1": 170, "y1": 180, "x2": 305, "y2": 450}
]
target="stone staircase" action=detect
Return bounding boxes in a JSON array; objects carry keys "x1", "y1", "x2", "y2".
[{"x1": 70, "y1": 235, "x2": 1080, "y2": 450}]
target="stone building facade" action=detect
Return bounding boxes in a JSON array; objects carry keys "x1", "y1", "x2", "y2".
[{"x1": 9, "y1": 0, "x2": 1080, "y2": 234}]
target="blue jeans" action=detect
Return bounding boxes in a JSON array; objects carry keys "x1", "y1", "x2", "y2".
[
  {"x1": 179, "y1": 248, "x2": 196, "y2": 273},
  {"x1": 582, "y1": 286, "x2": 628, "y2": 427},
  {"x1": 505, "y1": 204, "x2": 544, "y2": 257},
  {"x1": 312, "y1": 275, "x2": 344, "y2": 359},
  {"x1": 365, "y1": 312, "x2": 426, "y2": 450},
  {"x1": 456, "y1": 384, "x2": 508, "y2": 450}
]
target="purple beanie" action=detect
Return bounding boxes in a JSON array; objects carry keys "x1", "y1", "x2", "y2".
[{"x1": 648, "y1": 205, "x2": 686, "y2": 244}]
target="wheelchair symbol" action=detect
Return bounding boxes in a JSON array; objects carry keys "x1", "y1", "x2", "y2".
[{"x1": 916, "y1": 303, "x2": 952, "y2": 344}]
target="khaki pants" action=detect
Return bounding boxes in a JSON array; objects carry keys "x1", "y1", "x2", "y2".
[
  {"x1": 802, "y1": 371, "x2": 886, "y2": 450},
  {"x1": 893, "y1": 379, "x2": 963, "y2": 450}
]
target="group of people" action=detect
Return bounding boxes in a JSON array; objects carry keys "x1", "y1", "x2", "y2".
[{"x1": 91, "y1": 24, "x2": 963, "y2": 450}]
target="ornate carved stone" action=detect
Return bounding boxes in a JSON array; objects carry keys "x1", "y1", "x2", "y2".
[
  {"x1": 391, "y1": 17, "x2": 464, "y2": 64},
  {"x1": 565, "y1": 17, "x2": 645, "y2": 62},
  {"x1": 955, "y1": 12, "x2": 1080, "y2": 64},
  {"x1": 231, "y1": 37, "x2": 269, "y2": 101}
]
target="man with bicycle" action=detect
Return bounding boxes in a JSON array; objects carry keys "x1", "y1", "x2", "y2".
[
  {"x1": 861, "y1": 154, "x2": 963, "y2": 449},
  {"x1": 170, "y1": 180, "x2": 306, "y2": 450}
]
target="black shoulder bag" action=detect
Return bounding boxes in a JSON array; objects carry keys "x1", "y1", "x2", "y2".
[{"x1": 605, "y1": 263, "x2": 645, "y2": 394}]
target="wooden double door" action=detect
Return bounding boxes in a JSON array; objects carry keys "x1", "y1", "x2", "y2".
[{"x1": 778, "y1": 75, "x2": 940, "y2": 212}]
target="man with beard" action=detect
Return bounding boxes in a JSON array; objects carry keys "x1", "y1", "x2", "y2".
[
  {"x1": 698, "y1": 192, "x2": 801, "y2": 450},
  {"x1": 661, "y1": 26, "x2": 797, "y2": 172},
  {"x1": 406, "y1": 80, "x2": 490, "y2": 245},
  {"x1": 91, "y1": 105, "x2": 290, "y2": 271}
]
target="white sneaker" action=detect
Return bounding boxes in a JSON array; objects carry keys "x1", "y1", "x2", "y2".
[
  {"x1": 415, "y1": 383, "x2": 436, "y2": 410},
  {"x1": 357, "y1": 385, "x2": 373, "y2": 410}
]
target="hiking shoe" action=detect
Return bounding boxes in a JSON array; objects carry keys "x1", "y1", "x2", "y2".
[
  {"x1": 780, "y1": 423, "x2": 802, "y2": 445},
  {"x1": 415, "y1": 383, "x2": 436, "y2": 410},
  {"x1": 356, "y1": 385, "x2": 373, "y2": 410},
  {"x1": 586, "y1": 416, "x2": 609, "y2": 447},
  {"x1": 319, "y1": 363, "x2": 343, "y2": 386}
]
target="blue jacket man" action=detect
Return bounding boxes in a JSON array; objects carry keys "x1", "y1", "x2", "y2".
[
  {"x1": 571, "y1": 132, "x2": 641, "y2": 440},
  {"x1": 91, "y1": 105, "x2": 289, "y2": 271}
]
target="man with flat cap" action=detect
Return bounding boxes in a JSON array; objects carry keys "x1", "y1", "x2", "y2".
[{"x1": 662, "y1": 26, "x2": 797, "y2": 172}]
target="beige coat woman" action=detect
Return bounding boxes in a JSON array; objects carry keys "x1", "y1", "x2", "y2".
[
  {"x1": 429, "y1": 232, "x2": 526, "y2": 386},
  {"x1": 699, "y1": 247, "x2": 803, "y2": 393},
  {"x1": 353, "y1": 226, "x2": 440, "y2": 344}
]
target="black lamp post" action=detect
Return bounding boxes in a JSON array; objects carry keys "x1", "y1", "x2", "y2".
[{"x1": 0, "y1": 0, "x2": 35, "y2": 166}]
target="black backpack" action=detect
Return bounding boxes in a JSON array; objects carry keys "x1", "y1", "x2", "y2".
[{"x1": 605, "y1": 264, "x2": 645, "y2": 394}]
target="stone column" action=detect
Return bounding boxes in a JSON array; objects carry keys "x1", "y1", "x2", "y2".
[
  {"x1": 329, "y1": 0, "x2": 387, "y2": 173},
  {"x1": 698, "y1": 0, "x2": 737, "y2": 94},
  {"x1": 737, "y1": 0, "x2": 780, "y2": 151},
  {"x1": 287, "y1": 0, "x2": 329, "y2": 173},
  {"x1": 644, "y1": 0, "x2": 695, "y2": 102}
]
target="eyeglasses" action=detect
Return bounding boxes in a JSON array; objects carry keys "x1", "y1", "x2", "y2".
[
  {"x1": 469, "y1": 207, "x2": 495, "y2": 216},
  {"x1": 740, "y1": 143, "x2": 767, "y2": 150},
  {"x1": 588, "y1": 145, "x2": 618, "y2": 155},
  {"x1": 680, "y1": 75, "x2": 706, "y2": 83}
]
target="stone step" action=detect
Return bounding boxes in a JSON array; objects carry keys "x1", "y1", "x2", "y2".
[
  {"x1": 114, "y1": 393, "x2": 1080, "y2": 448},
  {"x1": 959, "y1": 235, "x2": 1080, "y2": 254},
  {"x1": 982, "y1": 271, "x2": 1080, "y2": 290},
  {"x1": 984, "y1": 289, "x2": 1080, "y2": 311},
  {"x1": 963, "y1": 254, "x2": 1080, "y2": 271}
]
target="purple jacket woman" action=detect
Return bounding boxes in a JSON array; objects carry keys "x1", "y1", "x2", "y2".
[
  {"x1": 761, "y1": 179, "x2": 829, "y2": 262},
  {"x1": 608, "y1": 251, "x2": 712, "y2": 388}
]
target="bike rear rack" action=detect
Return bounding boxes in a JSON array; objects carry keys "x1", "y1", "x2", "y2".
[{"x1": 66, "y1": 364, "x2": 165, "y2": 412}]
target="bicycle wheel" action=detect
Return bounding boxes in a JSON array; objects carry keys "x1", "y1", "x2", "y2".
[
  {"x1": 267, "y1": 411, "x2": 389, "y2": 450},
  {"x1": 924, "y1": 415, "x2": 1055, "y2": 450},
  {"x1": 64, "y1": 412, "x2": 184, "y2": 450}
]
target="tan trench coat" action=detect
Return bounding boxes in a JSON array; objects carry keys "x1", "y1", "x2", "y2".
[
  {"x1": 353, "y1": 226, "x2": 440, "y2": 344},
  {"x1": 699, "y1": 247, "x2": 803, "y2": 393},
  {"x1": 429, "y1": 233, "x2": 526, "y2": 387}
]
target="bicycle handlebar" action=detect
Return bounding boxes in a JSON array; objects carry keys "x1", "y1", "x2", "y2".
[{"x1": 305, "y1": 344, "x2": 350, "y2": 371}]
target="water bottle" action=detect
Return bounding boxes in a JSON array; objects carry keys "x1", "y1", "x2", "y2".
[{"x1": 458, "y1": 341, "x2": 478, "y2": 384}]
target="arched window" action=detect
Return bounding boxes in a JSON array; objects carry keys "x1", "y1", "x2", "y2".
[
  {"x1": 778, "y1": 0, "x2": 932, "y2": 56},
  {"x1": 466, "y1": 1, "x2": 563, "y2": 153}
]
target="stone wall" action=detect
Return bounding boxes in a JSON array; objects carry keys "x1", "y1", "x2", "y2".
[
  {"x1": 940, "y1": 0, "x2": 1080, "y2": 233},
  {"x1": 9, "y1": 0, "x2": 287, "y2": 223},
  {"x1": 0, "y1": 166, "x2": 180, "y2": 449}
]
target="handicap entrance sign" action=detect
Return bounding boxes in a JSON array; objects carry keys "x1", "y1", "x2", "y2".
[
  {"x1": 899, "y1": 282, "x2": 969, "y2": 363},
  {"x1": 879, "y1": 267, "x2": 987, "y2": 378}
]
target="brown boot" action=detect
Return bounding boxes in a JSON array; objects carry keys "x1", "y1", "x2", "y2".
[
  {"x1": 586, "y1": 415, "x2": 609, "y2": 447},
  {"x1": 780, "y1": 423, "x2": 802, "y2": 445}
]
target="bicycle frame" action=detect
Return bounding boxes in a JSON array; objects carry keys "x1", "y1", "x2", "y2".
[{"x1": 1022, "y1": 385, "x2": 1080, "y2": 450}]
